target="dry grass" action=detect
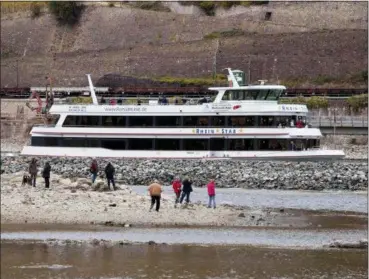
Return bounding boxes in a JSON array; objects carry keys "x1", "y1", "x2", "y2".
[{"x1": 0, "y1": 2, "x2": 48, "y2": 15}]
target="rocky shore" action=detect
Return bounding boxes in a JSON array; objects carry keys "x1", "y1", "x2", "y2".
[
  {"x1": 0, "y1": 173, "x2": 293, "y2": 227},
  {"x1": 1, "y1": 156, "x2": 367, "y2": 190}
]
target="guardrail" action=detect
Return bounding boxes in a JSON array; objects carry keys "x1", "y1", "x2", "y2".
[{"x1": 309, "y1": 116, "x2": 368, "y2": 127}]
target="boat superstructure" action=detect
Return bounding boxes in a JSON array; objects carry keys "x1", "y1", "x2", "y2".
[{"x1": 21, "y1": 69, "x2": 345, "y2": 160}]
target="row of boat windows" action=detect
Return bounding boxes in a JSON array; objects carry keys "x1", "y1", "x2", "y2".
[
  {"x1": 31, "y1": 137, "x2": 319, "y2": 151},
  {"x1": 222, "y1": 89, "x2": 284, "y2": 101},
  {"x1": 62, "y1": 115, "x2": 307, "y2": 128}
]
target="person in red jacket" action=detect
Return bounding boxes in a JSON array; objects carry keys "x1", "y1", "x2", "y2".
[
  {"x1": 207, "y1": 179, "x2": 216, "y2": 209},
  {"x1": 172, "y1": 177, "x2": 182, "y2": 208}
]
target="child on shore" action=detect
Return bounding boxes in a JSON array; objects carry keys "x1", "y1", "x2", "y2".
[
  {"x1": 172, "y1": 177, "x2": 182, "y2": 208},
  {"x1": 207, "y1": 179, "x2": 216, "y2": 209}
]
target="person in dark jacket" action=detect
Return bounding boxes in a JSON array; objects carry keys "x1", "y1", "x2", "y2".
[
  {"x1": 42, "y1": 162, "x2": 51, "y2": 189},
  {"x1": 28, "y1": 158, "x2": 38, "y2": 187},
  {"x1": 90, "y1": 159, "x2": 98, "y2": 183},
  {"x1": 180, "y1": 177, "x2": 193, "y2": 204},
  {"x1": 104, "y1": 162, "x2": 116, "y2": 191}
]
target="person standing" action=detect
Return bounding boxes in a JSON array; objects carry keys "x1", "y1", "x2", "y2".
[
  {"x1": 90, "y1": 159, "x2": 98, "y2": 183},
  {"x1": 207, "y1": 179, "x2": 216, "y2": 209},
  {"x1": 172, "y1": 177, "x2": 182, "y2": 208},
  {"x1": 29, "y1": 158, "x2": 38, "y2": 187},
  {"x1": 180, "y1": 177, "x2": 193, "y2": 204},
  {"x1": 42, "y1": 162, "x2": 51, "y2": 189},
  {"x1": 148, "y1": 180, "x2": 162, "y2": 212},
  {"x1": 104, "y1": 162, "x2": 116, "y2": 191}
]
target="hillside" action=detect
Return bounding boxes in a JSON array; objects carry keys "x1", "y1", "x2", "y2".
[{"x1": 1, "y1": 1, "x2": 368, "y2": 87}]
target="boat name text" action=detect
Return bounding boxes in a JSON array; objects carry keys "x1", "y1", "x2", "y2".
[{"x1": 195, "y1": 128, "x2": 238, "y2": 134}]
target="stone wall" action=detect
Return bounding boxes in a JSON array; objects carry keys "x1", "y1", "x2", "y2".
[{"x1": 1, "y1": 29, "x2": 367, "y2": 87}]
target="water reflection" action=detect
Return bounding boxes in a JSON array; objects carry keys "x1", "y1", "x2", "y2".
[{"x1": 1, "y1": 243, "x2": 367, "y2": 279}]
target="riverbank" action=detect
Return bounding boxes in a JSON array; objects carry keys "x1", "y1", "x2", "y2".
[
  {"x1": 1, "y1": 173, "x2": 367, "y2": 228},
  {"x1": 1, "y1": 157, "x2": 367, "y2": 190}
]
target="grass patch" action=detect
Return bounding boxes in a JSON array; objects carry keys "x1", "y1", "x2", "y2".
[
  {"x1": 48, "y1": 1, "x2": 85, "y2": 26},
  {"x1": 132, "y1": 1, "x2": 171, "y2": 12},
  {"x1": 153, "y1": 74, "x2": 227, "y2": 87},
  {"x1": 204, "y1": 28, "x2": 245, "y2": 39}
]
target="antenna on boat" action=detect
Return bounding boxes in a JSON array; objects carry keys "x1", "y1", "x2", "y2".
[
  {"x1": 86, "y1": 74, "x2": 98, "y2": 105},
  {"x1": 224, "y1": 68, "x2": 240, "y2": 88}
]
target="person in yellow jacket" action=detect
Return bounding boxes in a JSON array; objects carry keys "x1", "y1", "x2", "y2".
[{"x1": 148, "y1": 180, "x2": 163, "y2": 212}]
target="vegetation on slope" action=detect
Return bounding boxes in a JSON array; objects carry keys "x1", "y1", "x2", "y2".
[
  {"x1": 179, "y1": 1, "x2": 269, "y2": 16},
  {"x1": 204, "y1": 29, "x2": 246, "y2": 39},
  {"x1": 48, "y1": 1, "x2": 85, "y2": 26}
]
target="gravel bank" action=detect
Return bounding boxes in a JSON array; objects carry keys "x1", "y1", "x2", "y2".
[
  {"x1": 1, "y1": 156, "x2": 367, "y2": 190},
  {"x1": 0, "y1": 173, "x2": 290, "y2": 227}
]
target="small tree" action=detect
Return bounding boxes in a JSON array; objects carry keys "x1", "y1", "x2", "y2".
[
  {"x1": 48, "y1": 1, "x2": 84, "y2": 26},
  {"x1": 30, "y1": 3, "x2": 41, "y2": 18}
]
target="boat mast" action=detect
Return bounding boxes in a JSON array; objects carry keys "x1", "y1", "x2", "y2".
[{"x1": 86, "y1": 74, "x2": 99, "y2": 105}]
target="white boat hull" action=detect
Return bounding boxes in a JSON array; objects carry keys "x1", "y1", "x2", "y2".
[{"x1": 21, "y1": 146, "x2": 345, "y2": 161}]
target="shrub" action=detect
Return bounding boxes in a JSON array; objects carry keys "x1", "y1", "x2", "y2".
[
  {"x1": 199, "y1": 1, "x2": 216, "y2": 16},
  {"x1": 279, "y1": 96, "x2": 328, "y2": 109},
  {"x1": 48, "y1": 1, "x2": 84, "y2": 26},
  {"x1": 30, "y1": 2, "x2": 41, "y2": 18},
  {"x1": 70, "y1": 97, "x2": 92, "y2": 104},
  {"x1": 346, "y1": 94, "x2": 368, "y2": 113}
]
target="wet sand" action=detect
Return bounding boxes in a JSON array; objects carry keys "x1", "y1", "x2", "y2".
[
  {"x1": 1, "y1": 242, "x2": 367, "y2": 279},
  {"x1": 1, "y1": 225, "x2": 368, "y2": 248}
]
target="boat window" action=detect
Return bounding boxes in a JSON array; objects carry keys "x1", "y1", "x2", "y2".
[
  {"x1": 210, "y1": 116, "x2": 226, "y2": 127},
  {"x1": 101, "y1": 139, "x2": 126, "y2": 150},
  {"x1": 156, "y1": 116, "x2": 181, "y2": 127},
  {"x1": 259, "y1": 116, "x2": 274, "y2": 127},
  {"x1": 62, "y1": 115, "x2": 80, "y2": 127},
  {"x1": 183, "y1": 116, "x2": 209, "y2": 127},
  {"x1": 31, "y1": 137, "x2": 45, "y2": 146},
  {"x1": 129, "y1": 138, "x2": 153, "y2": 150},
  {"x1": 228, "y1": 116, "x2": 255, "y2": 127},
  {"x1": 183, "y1": 139, "x2": 208, "y2": 151},
  {"x1": 156, "y1": 139, "x2": 180, "y2": 150},
  {"x1": 210, "y1": 138, "x2": 225, "y2": 150},
  {"x1": 128, "y1": 116, "x2": 153, "y2": 127},
  {"x1": 102, "y1": 116, "x2": 126, "y2": 127},
  {"x1": 229, "y1": 139, "x2": 254, "y2": 150},
  {"x1": 244, "y1": 90, "x2": 259, "y2": 100},
  {"x1": 62, "y1": 137, "x2": 86, "y2": 147},
  {"x1": 255, "y1": 90, "x2": 269, "y2": 100},
  {"x1": 266, "y1": 89, "x2": 283, "y2": 100}
]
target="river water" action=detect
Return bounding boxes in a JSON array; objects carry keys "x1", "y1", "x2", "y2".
[
  {"x1": 1, "y1": 241, "x2": 367, "y2": 279},
  {"x1": 1, "y1": 187, "x2": 367, "y2": 278},
  {"x1": 131, "y1": 186, "x2": 368, "y2": 213}
]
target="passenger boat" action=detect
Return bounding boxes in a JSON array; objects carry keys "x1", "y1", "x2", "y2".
[{"x1": 21, "y1": 69, "x2": 345, "y2": 160}]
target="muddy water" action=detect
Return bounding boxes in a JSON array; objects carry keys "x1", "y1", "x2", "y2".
[
  {"x1": 131, "y1": 186, "x2": 368, "y2": 213},
  {"x1": 1, "y1": 242, "x2": 367, "y2": 279}
]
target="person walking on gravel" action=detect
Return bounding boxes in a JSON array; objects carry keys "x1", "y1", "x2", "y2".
[
  {"x1": 104, "y1": 162, "x2": 116, "y2": 191},
  {"x1": 180, "y1": 177, "x2": 193, "y2": 205},
  {"x1": 28, "y1": 158, "x2": 38, "y2": 187},
  {"x1": 42, "y1": 162, "x2": 51, "y2": 189},
  {"x1": 148, "y1": 180, "x2": 162, "y2": 212},
  {"x1": 172, "y1": 177, "x2": 182, "y2": 208},
  {"x1": 90, "y1": 159, "x2": 98, "y2": 184}
]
